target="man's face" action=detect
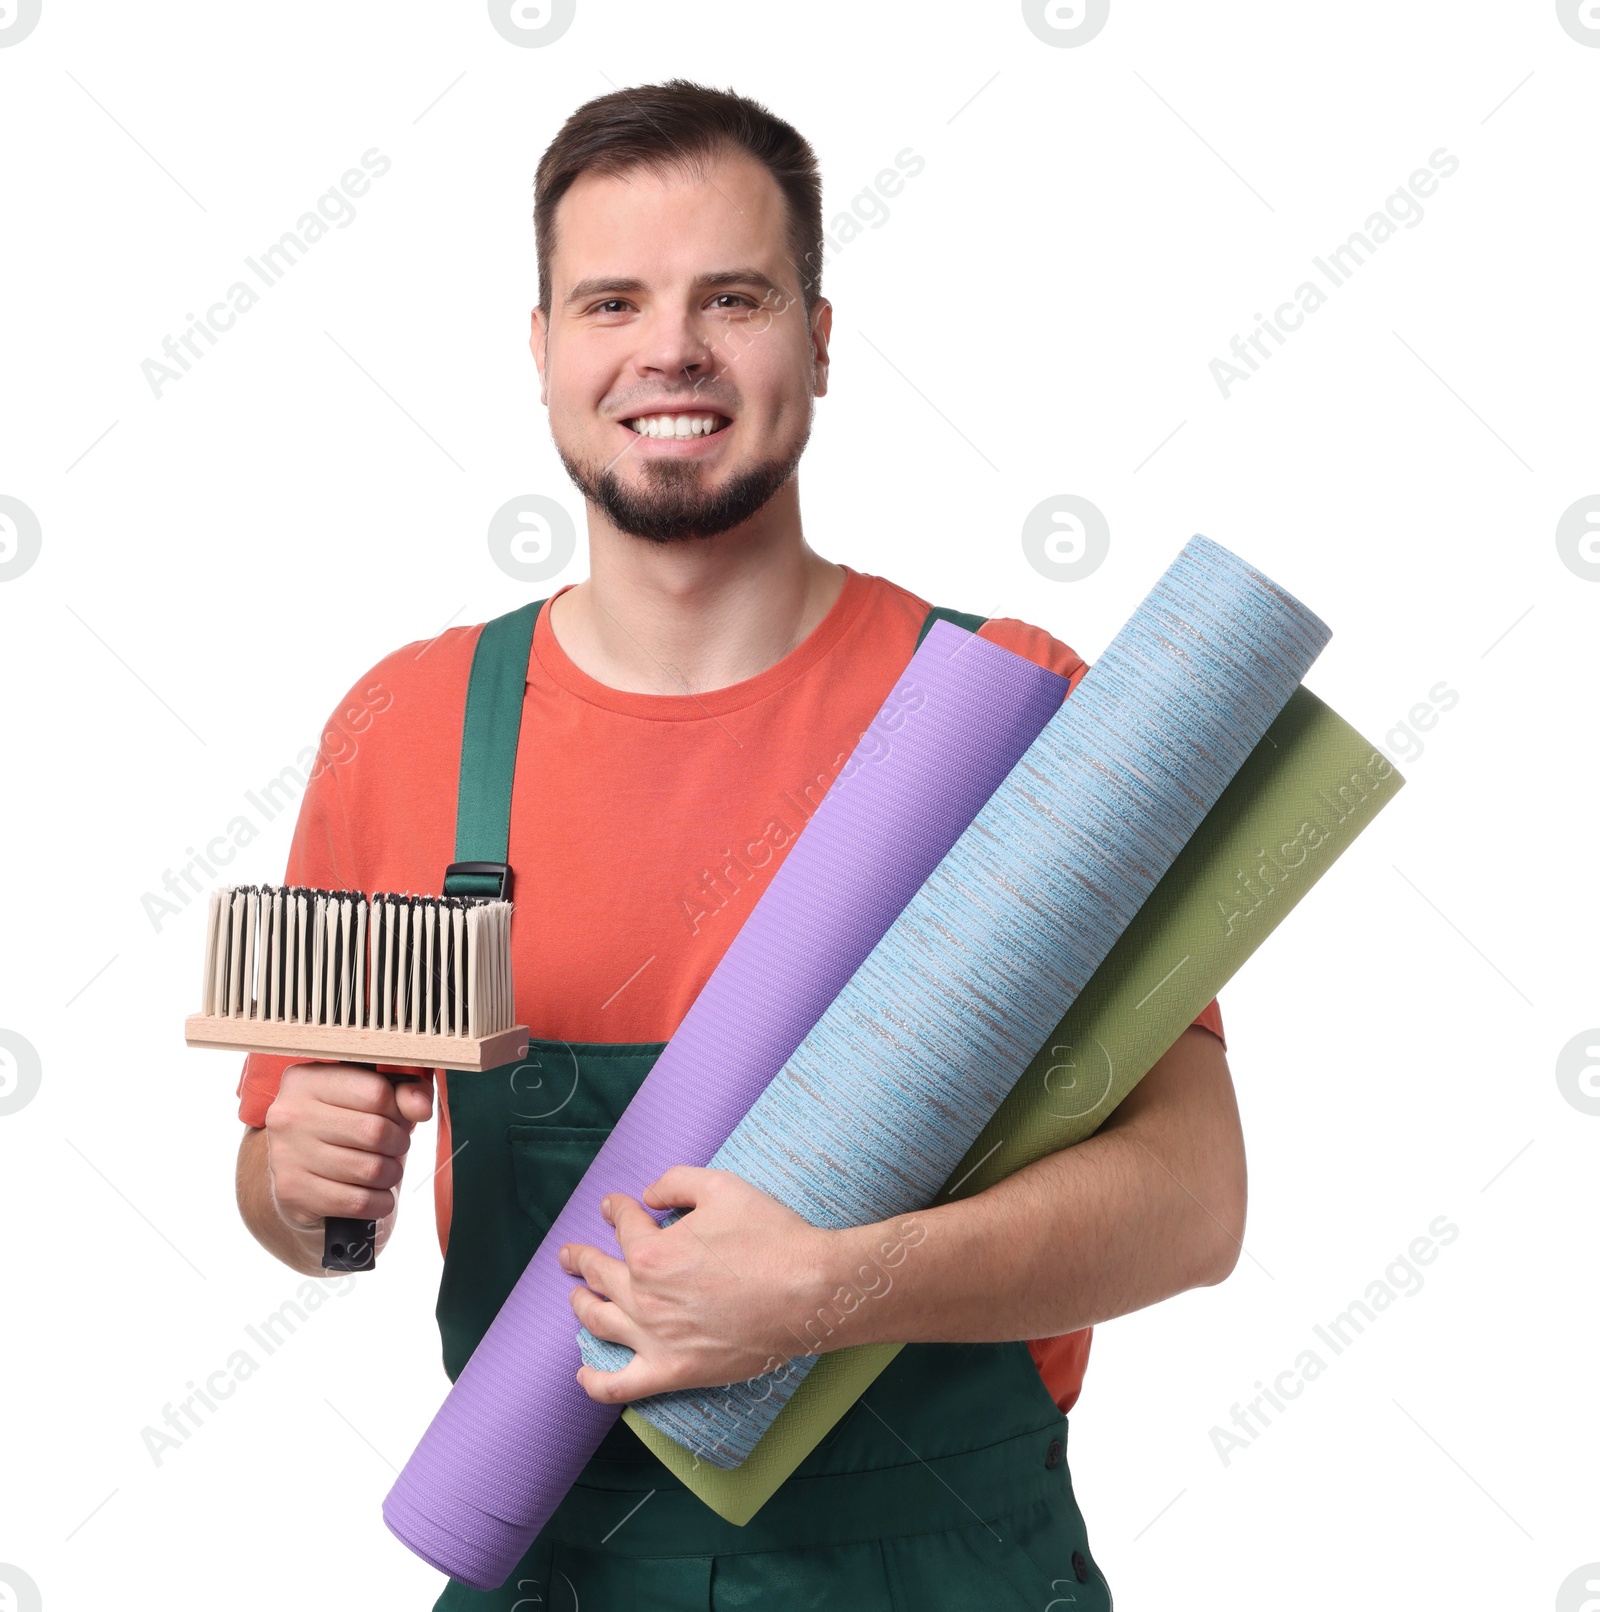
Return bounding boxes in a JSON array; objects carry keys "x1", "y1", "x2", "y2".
[{"x1": 530, "y1": 149, "x2": 830, "y2": 545}]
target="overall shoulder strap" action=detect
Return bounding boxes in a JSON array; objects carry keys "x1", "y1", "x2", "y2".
[
  {"x1": 445, "y1": 600, "x2": 544, "y2": 897},
  {"x1": 914, "y1": 604, "x2": 988, "y2": 649},
  {"x1": 444, "y1": 598, "x2": 977, "y2": 894}
]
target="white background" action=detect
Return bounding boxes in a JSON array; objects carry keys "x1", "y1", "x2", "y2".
[{"x1": 1, "y1": 2, "x2": 1595, "y2": 1607}]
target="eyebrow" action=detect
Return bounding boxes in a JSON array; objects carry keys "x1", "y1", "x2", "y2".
[{"x1": 562, "y1": 267, "x2": 787, "y2": 308}]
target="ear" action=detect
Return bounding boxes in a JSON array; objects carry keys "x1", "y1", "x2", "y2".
[
  {"x1": 529, "y1": 306, "x2": 550, "y2": 404},
  {"x1": 809, "y1": 297, "x2": 832, "y2": 400}
]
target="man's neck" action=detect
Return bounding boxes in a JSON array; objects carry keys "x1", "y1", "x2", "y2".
[{"x1": 548, "y1": 494, "x2": 847, "y2": 697}]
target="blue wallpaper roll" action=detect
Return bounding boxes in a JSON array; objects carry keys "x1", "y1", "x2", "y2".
[{"x1": 579, "y1": 533, "x2": 1330, "y2": 1466}]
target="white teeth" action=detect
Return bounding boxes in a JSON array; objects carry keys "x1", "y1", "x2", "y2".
[{"x1": 628, "y1": 413, "x2": 726, "y2": 439}]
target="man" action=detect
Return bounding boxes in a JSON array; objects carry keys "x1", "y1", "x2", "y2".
[{"x1": 235, "y1": 79, "x2": 1246, "y2": 1610}]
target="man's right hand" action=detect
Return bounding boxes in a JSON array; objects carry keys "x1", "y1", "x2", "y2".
[{"x1": 262, "y1": 1063, "x2": 435, "y2": 1234}]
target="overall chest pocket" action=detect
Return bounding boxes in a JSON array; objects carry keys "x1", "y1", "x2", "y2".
[
  {"x1": 500, "y1": 1040, "x2": 663, "y2": 1239},
  {"x1": 507, "y1": 1123, "x2": 616, "y2": 1244}
]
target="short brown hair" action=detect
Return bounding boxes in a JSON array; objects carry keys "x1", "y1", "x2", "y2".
[{"x1": 533, "y1": 79, "x2": 824, "y2": 319}]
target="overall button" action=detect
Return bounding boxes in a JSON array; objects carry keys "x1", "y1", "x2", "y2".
[
  {"x1": 1072, "y1": 1549, "x2": 1090, "y2": 1583},
  {"x1": 1044, "y1": 1437, "x2": 1063, "y2": 1469}
]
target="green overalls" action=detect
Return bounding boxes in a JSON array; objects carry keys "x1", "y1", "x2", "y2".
[{"x1": 430, "y1": 600, "x2": 1114, "y2": 1612}]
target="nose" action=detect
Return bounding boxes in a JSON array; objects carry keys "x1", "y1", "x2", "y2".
[{"x1": 632, "y1": 304, "x2": 715, "y2": 384}]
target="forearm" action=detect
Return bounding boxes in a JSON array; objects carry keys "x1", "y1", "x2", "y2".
[
  {"x1": 235, "y1": 1125, "x2": 397, "y2": 1278},
  {"x1": 815, "y1": 1029, "x2": 1247, "y2": 1350},
  {"x1": 826, "y1": 1130, "x2": 1229, "y2": 1347}
]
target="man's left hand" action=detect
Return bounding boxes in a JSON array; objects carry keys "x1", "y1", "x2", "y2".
[{"x1": 559, "y1": 1165, "x2": 837, "y2": 1403}]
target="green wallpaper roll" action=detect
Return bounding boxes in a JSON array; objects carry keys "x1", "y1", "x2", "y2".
[{"x1": 623, "y1": 685, "x2": 1404, "y2": 1524}]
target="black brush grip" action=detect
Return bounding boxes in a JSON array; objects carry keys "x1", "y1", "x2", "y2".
[{"x1": 323, "y1": 1217, "x2": 378, "y2": 1271}]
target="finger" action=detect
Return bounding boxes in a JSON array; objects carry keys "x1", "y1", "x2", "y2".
[
  {"x1": 575, "y1": 1356, "x2": 664, "y2": 1406},
  {"x1": 575, "y1": 1352, "x2": 768, "y2": 1407},
  {"x1": 386, "y1": 1070, "x2": 436, "y2": 1123},
  {"x1": 316, "y1": 1181, "x2": 396, "y2": 1223},
  {"x1": 288, "y1": 1064, "x2": 408, "y2": 1121},
  {"x1": 312, "y1": 1103, "x2": 415, "y2": 1158},
  {"x1": 305, "y1": 1138, "x2": 407, "y2": 1194},
  {"x1": 394, "y1": 1085, "x2": 433, "y2": 1125},
  {"x1": 270, "y1": 1139, "x2": 405, "y2": 1227},
  {"x1": 271, "y1": 1164, "x2": 395, "y2": 1228},
  {"x1": 569, "y1": 1286, "x2": 643, "y2": 1351},
  {"x1": 604, "y1": 1193, "x2": 664, "y2": 1253},
  {"x1": 560, "y1": 1241, "x2": 628, "y2": 1300},
  {"x1": 642, "y1": 1165, "x2": 717, "y2": 1210},
  {"x1": 576, "y1": 1342, "x2": 792, "y2": 1406}
]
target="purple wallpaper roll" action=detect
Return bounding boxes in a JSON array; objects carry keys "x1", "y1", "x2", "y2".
[{"x1": 382, "y1": 621, "x2": 1069, "y2": 1590}]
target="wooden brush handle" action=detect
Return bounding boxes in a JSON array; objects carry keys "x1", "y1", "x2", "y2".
[{"x1": 322, "y1": 1070, "x2": 423, "y2": 1273}]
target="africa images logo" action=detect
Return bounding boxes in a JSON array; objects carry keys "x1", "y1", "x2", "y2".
[
  {"x1": 1555, "y1": 0, "x2": 1600, "y2": 46},
  {"x1": 488, "y1": 0, "x2": 576, "y2": 47},
  {"x1": 0, "y1": 0, "x2": 42, "y2": 47},
  {"x1": 0, "y1": 495, "x2": 42, "y2": 581},
  {"x1": 0, "y1": 1565, "x2": 42, "y2": 1612},
  {"x1": 0, "y1": 1031, "x2": 42, "y2": 1118},
  {"x1": 1022, "y1": 0, "x2": 1110, "y2": 48}
]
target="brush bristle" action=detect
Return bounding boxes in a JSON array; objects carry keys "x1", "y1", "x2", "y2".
[{"x1": 201, "y1": 885, "x2": 515, "y2": 1038}]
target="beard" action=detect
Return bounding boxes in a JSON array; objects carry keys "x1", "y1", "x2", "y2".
[{"x1": 556, "y1": 421, "x2": 809, "y2": 545}]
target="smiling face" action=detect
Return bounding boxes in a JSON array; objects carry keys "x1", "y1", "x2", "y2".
[{"x1": 530, "y1": 148, "x2": 830, "y2": 545}]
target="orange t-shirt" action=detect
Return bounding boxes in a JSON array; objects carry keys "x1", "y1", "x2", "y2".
[{"x1": 236, "y1": 564, "x2": 1225, "y2": 1416}]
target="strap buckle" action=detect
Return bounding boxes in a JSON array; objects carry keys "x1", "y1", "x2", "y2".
[{"x1": 444, "y1": 860, "x2": 513, "y2": 900}]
